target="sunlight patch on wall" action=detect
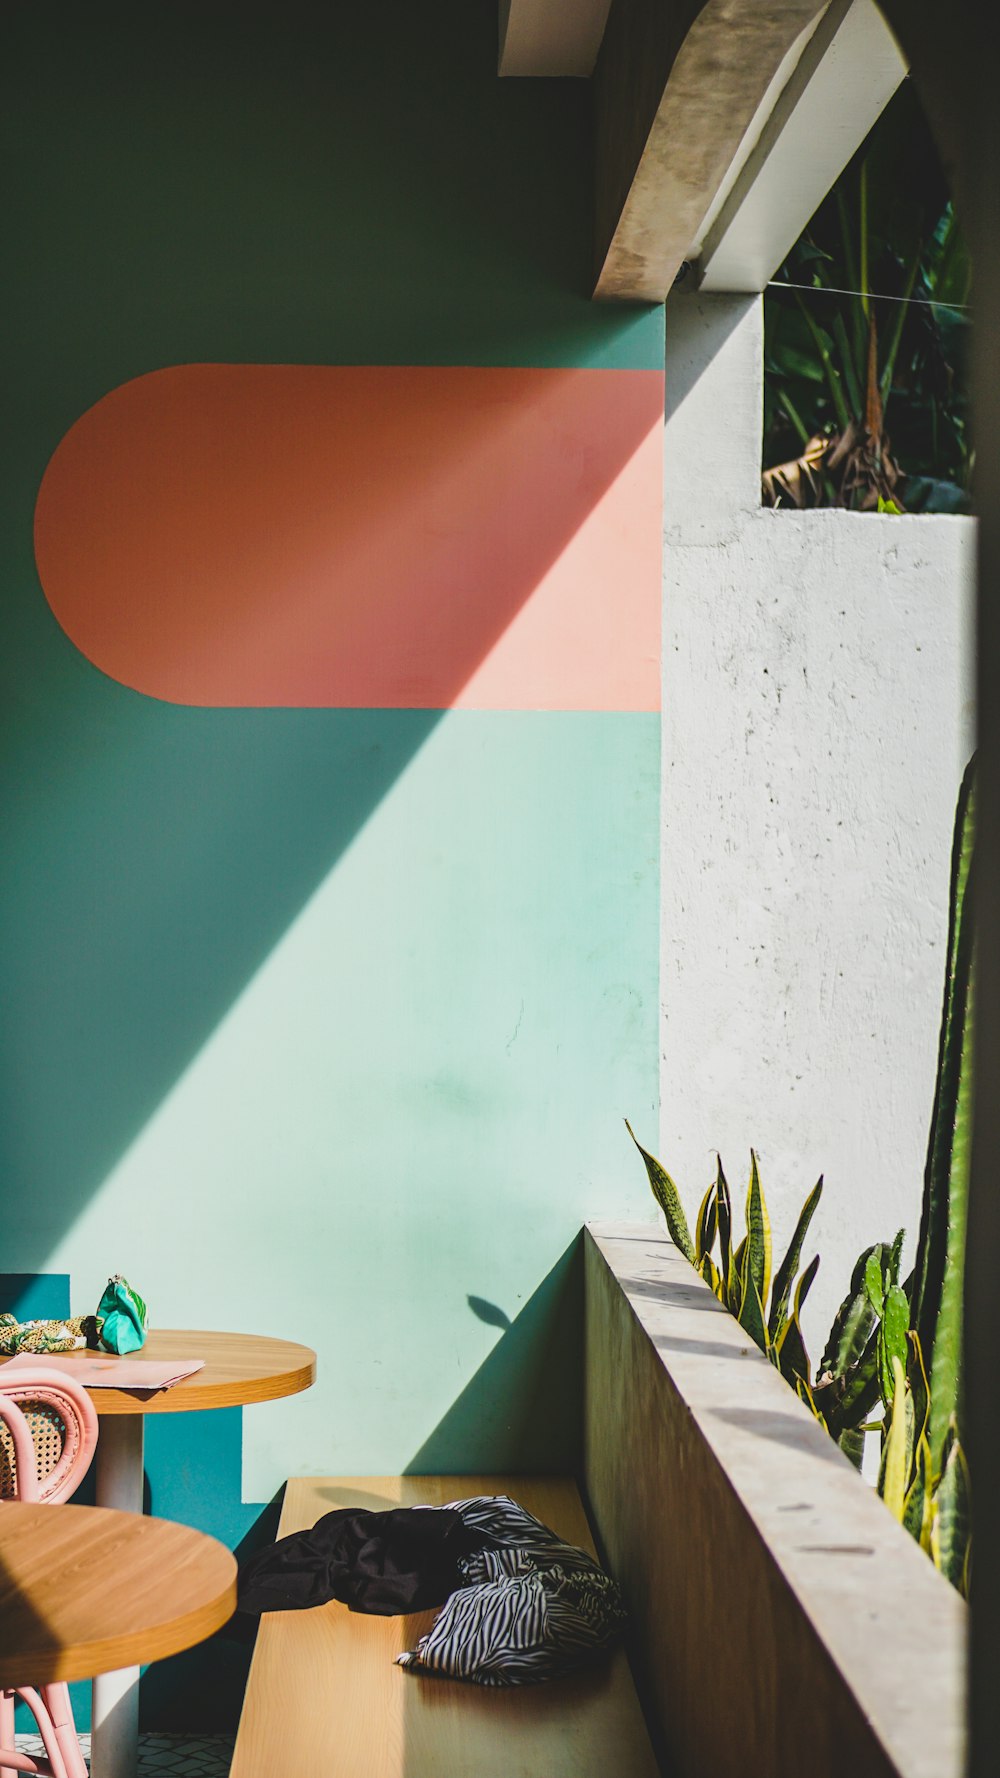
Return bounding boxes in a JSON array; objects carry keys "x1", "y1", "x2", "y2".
[{"x1": 41, "y1": 710, "x2": 659, "y2": 1497}]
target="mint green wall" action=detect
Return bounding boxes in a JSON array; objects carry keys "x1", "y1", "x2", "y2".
[{"x1": 2, "y1": 0, "x2": 660, "y2": 1587}]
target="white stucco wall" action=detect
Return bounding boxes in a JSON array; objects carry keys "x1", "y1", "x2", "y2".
[{"x1": 660, "y1": 292, "x2": 976, "y2": 1357}]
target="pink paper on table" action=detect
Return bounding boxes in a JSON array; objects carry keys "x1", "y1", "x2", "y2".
[{"x1": 0, "y1": 1354, "x2": 205, "y2": 1392}]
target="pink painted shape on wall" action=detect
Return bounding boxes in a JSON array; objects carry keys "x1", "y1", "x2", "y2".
[{"x1": 34, "y1": 364, "x2": 662, "y2": 710}]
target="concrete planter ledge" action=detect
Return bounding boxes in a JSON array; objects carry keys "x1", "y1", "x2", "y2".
[{"x1": 583, "y1": 1223, "x2": 966, "y2": 1778}]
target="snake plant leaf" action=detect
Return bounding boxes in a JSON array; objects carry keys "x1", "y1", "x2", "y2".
[
  {"x1": 906, "y1": 1329, "x2": 931, "y2": 1455},
  {"x1": 815, "y1": 1323, "x2": 882, "y2": 1438},
  {"x1": 903, "y1": 1452, "x2": 926, "y2": 1540},
  {"x1": 904, "y1": 1382, "x2": 917, "y2": 1491},
  {"x1": 625, "y1": 1120, "x2": 696, "y2": 1263},
  {"x1": 775, "y1": 1255, "x2": 819, "y2": 1390},
  {"x1": 931, "y1": 1425, "x2": 972, "y2": 1595},
  {"x1": 880, "y1": 1357, "x2": 910, "y2": 1521},
  {"x1": 795, "y1": 1376, "x2": 825, "y2": 1423},
  {"x1": 732, "y1": 1237, "x2": 748, "y2": 1306},
  {"x1": 838, "y1": 1334, "x2": 883, "y2": 1432},
  {"x1": 776, "y1": 1309, "x2": 811, "y2": 1390},
  {"x1": 737, "y1": 1268, "x2": 768, "y2": 1354},
  {"x1": 695, "y1": 1180, "x2": 718, "y2": 1267},
  {"x1": 878, "y1": 1283, "x2": 910, "y2": 1408},
  {"x1": 864, "y1": 1248, "x2": 885, "y2": 1316},
  {"x1": 911, "y1": 756, "x2": 976, "y2": 1468},
  {"x1": 818, "y1": 1244, "x2": 879, "y2": 1379},
  {"x1": 795, "y1": 1252, "x2": 820, "y2": 1318},
  {"x1": 838, "y1": 1425, "x2": 866, "y2": 1470},
  {"x1": 715, "y1": 1159, "x2": 735, "y2": 1302},
  {"x1": 768, "y1": 1176, "x2": 823, "y2": 1343},
  {"x1": 886, "y1": 1226, "x2": 906, "y2": 1290},
  {"x1": 699, "y1": 1252, "x2": 722, "y2": 1298},
  {"x1": 745, "y1": 1152, "x2": 772, "y2": 1313},
  {"x1": 916, "y1": 1433, "x2": 936, "y2": 1555}
]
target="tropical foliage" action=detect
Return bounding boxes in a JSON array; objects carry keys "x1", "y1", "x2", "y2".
[{"x1": 762, "y1": 81, "x2": 972, "y2": 513}]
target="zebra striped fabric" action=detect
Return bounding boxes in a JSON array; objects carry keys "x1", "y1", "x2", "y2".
[{"x1": 395, "y1": 1495, "x2": 625, "y2": 1686}]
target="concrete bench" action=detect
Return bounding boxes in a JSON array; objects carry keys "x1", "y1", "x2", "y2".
[{"x1": 230, "y1": 1474, "x2": 661, "y2": 1778}]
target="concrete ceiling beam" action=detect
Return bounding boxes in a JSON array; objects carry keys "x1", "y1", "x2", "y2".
[{"x1": 593, "y1": 0, "x2": 834, "y2": 301}]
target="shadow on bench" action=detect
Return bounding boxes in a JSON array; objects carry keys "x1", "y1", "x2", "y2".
[{"x1": 230, "y1": 1475, "x2": 661, "y2": 1778}]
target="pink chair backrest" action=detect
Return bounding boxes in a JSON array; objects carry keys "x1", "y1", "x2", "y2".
[{"x1": 0, "y1": 1365, "x2": 98, "y2": 1503}]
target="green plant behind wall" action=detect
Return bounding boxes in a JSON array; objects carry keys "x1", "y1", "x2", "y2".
[
  {"x1": 625, "y1": 1127, "x2": 888, "y2": 1462},
  {"x1": 628, "y1": 1128, "x2": 971, "y2": 1587}
]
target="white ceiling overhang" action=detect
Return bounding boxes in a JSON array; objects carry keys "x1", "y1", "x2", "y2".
[{"x1": 498, "y1": 0, "x2": 613, "y2": 77}]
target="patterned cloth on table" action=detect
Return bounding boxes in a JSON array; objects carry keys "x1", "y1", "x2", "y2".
[{"x1": 0, "y1": 1315, "x2": 94, "y2": 1356}]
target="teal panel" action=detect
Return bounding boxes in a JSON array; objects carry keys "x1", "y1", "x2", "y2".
[{"x1": 0, "y1": 1274, "x2": 70, "y2": 1323}]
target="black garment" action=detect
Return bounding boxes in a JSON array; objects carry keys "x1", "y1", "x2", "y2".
[{"x1": 237, "y1": 1506, "x2": 489, "y2": 1617}]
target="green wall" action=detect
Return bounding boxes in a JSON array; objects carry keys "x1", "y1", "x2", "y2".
[{"x1": 2, "y1": 0, "x2": 662, "y2": 1725}]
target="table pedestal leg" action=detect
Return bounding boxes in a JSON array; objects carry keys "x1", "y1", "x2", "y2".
[{"x1": 92, "y1": 1417, "x2": 145, "y2": 1778}]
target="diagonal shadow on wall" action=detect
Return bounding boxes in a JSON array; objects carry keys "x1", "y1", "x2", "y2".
[{"x1": 404, "y1": 1239, "x2": 584, "y2": 1477}]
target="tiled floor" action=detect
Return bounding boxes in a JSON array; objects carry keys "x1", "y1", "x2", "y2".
[{"x1": 15, "y1": 1734, "x2": 235, "y2": 1776}]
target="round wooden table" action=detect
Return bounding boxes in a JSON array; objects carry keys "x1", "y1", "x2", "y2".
[
  {"x1": 17, "y1": 1328, "x2": 318, "y2": 1416},
  {"x1": 0, "y1": 1501, "x2": 237, "y2": 1688},
  {"x1": 1, "y1": 1330, "x2": 315, "y2": 1778}
]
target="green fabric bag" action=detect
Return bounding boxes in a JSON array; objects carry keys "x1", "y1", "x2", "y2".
[{"x1": 96, "y1": 1275, "x2": 149, "y2": 1354}]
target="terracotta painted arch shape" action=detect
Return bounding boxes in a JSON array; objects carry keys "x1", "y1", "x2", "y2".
[{"x1": 34, "y1": 363, "x2": 663, "y2": 711}]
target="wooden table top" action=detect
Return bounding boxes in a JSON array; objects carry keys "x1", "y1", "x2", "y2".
[
  {"x1": 0, "y1": 1329, "x2": 316, "y2": 1415},
  {"x1": 0, "y1": 1501, "x2": 237, "y2": 1685}
]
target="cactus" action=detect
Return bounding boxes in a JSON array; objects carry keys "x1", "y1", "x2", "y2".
[
  {"x1": 870, "y1": 754, "x2": 977, "y2": 1592},
  {"x1": 910, "y1": 754, "x2": 976, "y2": 1467}
]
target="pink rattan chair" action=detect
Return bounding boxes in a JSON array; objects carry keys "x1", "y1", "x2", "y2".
[{"x1": 1, "y1": 1364, "x2": 99, "y2": 1778}]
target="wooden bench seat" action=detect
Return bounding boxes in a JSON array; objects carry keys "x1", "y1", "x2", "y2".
[{"x1": 230, "y1": 1475, "x2": 661, "y2": 1778}]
